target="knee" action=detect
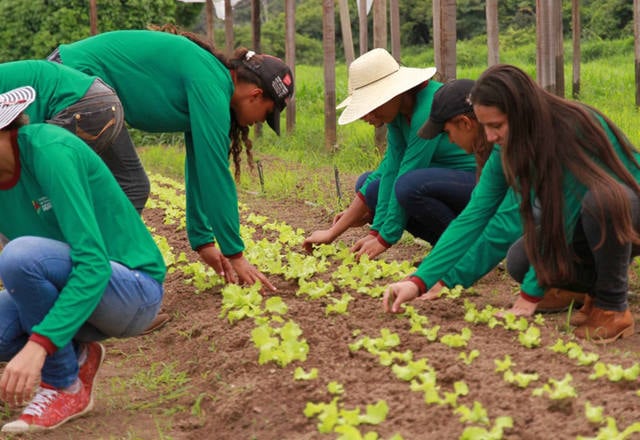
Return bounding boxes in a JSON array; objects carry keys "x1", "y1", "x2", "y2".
[
  {"x1": 506, "y1": 240, "x2": 529, "y2": 283},
  {"x1": 0, "y1": 237, "x2": 41, "y2": 277},
  {"x1": 394, "y1": 174, "x2": 415, "y2": 207},
  {"x1": 355, "y1": 172, "x2": 371, "y2": 193}
]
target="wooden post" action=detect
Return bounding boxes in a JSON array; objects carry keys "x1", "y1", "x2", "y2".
[
  {"x1": 359, "y1": 0, "x2": 368, "y2": 55},
  {"x1": 338, "y1": 0, "x2": 355, "y2": 66},
  {"x1": 572, "y1": 0, "x2": 581, "y2": 99},
  {"x1": 251, "y1": 0, "x2": 262, "y2": 137},
  {"x1": 323, "y1": 0, "x2": 337, "y2": 151},
  {"x1": 536, "y1": 0, "x2": 553, "y2": 91},
  {"x1": 205, "y1": 0, "x2": 215, "y2": 46},
  {"x1": 224, "y1": 0, "x2": 234, "y2": 55},
  {"x1": 553, "y1": 0, "x2": 565, "y2": 97},
  {"x1": 373, "y1": 0, "x2": 388, "y2": 152},
  {"x1": 486, "y1": 0, "x2": 499, "y2": 66},
  {"x1": 285, "y1": 0, "x2": 296, "y2": 133},
  {"x1": 433, "y1": 0, "x2": 456, "y2": 81},
  {"x1": 634, "y1": 0, "x2": 640, "y2": 106},
  {"x1": 251, "y1": 0, "x2": 261, "y2": 53},
  {"x1": 390, "y1": 0, "x2": 401, "y2": 61},
  {"x1": 89, "y1": 0, "x2": 98, "y2": 35}
]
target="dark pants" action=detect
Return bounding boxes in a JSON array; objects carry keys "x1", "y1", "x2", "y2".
[
  {"x1": 47, "y1": 49, "x2": 150, "y2": 213},
  {"x1": 356, "y1": 167, "x2": 476, "y2": 245},
  {"x1": 506, "y1": 188, "x2": 640, "y2": 311}
]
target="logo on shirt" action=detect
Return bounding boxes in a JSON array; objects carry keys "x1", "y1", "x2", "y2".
[{"x1": 32, "y1": 196, "x2": 52, "y2": 214}]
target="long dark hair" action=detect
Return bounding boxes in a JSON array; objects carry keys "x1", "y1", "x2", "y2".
[
  {"x1": 148, "y1": 24, "x2": 255, "y2": 182},
  {"x1": 471, "y1": 64, "x2": 640, "y2": 287}
]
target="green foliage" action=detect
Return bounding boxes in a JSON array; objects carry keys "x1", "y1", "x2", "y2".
[{"x1": 0, "y1": 0, "x2": 201, "y2": 62}]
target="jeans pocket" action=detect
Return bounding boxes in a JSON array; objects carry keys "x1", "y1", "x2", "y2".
[{"x1": 72, "y1": 106, "x2": 120, "y2": 154}]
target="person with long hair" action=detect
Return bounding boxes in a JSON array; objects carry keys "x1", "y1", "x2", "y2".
[
  {"x1": 303, "y1": 49, "x2": 477, "y2": 259},
  {"x1": 387, "y1": 65, "x2": 638, "y2": 343},
  {"x1": 383, "y1": 79, "x2": 585, "y2": 314},
  {"x1": 48, "y1": 25, "x2": 294, "y2": 290},
  {"x1": 0, "y1": 87, "x2": 166, "y2": 432}
]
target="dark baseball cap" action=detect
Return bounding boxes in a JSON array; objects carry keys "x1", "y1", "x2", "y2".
[
  {"x1": 242, "y1": 51, "x2": 294, "y2": 135},
  {"x1": 418, "y1": 79, "x2": 475, "y2": 139}
]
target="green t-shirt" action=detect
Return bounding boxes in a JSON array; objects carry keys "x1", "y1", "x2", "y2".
[
  {"x1": 0, "y1": 124, "x2": 166, "y2": 348},
  {"x1": 59, "y1": 30, "x2": 243, "y2": 256}
]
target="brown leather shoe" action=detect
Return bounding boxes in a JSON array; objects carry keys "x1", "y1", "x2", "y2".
[
  {"x1": 569, "y1": 294, "x2": 593, "y2": 327},
  {"x1": 140, "y1": 312, "x2": 171, "y2": 336},
  {"x1": 537, "y1": 288, "x2": 586, "y2": 313},
  {"x1": 574, "y1": 307, "x2": 635, "y2": 344}
]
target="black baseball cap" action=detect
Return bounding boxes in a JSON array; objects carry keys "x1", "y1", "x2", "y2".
[
  {"x1": 418, "y1": 79, "x2": 475, "y2": 139},
  {"x1": 242, "y1": 51, "x2": 294, "y2": 135}
]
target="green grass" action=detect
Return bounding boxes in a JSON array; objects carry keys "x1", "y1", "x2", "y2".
[{"x1": 138, "y1": 37, "x2": 639, "y2": 211}]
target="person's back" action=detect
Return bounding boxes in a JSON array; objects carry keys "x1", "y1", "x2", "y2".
[
  {"x1": 58, "y1": 30, "x2": 232, "y2": 132},
  {"x1": 0, "y1": 60, "x2": 95, "y2": 122}
]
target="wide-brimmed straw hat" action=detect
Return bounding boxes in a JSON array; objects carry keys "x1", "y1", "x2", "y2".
[
  {"x1": 337, "y1": 48, "x2": 436, "y2": 125},
  {"x1": 0, "y1": 86, "x2": 35, "y2": 130}
]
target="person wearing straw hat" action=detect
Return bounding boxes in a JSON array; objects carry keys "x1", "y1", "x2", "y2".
[
  {"x1": 49, "y1": 25, "x2": 294, "y2": 292},
  {"x1": 0, "y1": 86, "x2": 166, "y2": 432},
  {"x1": 387, "y1": 65, "x2": 638, "y2": 343},
  {"x1": 0, "y1": 59, "x2": 148, "y2": 213},
  {"x1": 303, "y1": 48, "x2": 476, "y2": 259},
  {"x1": 382, "y1": 79, "x2": 584, "y2": 314}
]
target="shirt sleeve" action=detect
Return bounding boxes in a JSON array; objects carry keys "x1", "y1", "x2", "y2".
[
  {"x1": 369, "y1": 124, "x2": 406, "y2": 233},
  {"x1": 413, "y1": 149, "x2": 510, "y2": 289},
  {"x1": 30, "y1": 142, "x2": 111, "y2": 349},
  {"x1": 442, "y1": 189, "x2": 522, "y2": 287},
  {"x1": 377, "y1": 128, "x2": 448, "y2": 245},
  {"x1": 183, "y1": 79, "x2": 244, "y2": 256}
]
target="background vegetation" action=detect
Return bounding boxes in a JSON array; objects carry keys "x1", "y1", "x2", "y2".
[{"x1": 0, "y1": 0, "x2": 635, "y2": 63}]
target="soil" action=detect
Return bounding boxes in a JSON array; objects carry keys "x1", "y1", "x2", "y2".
[{"x1": 5, "y1": 183, "x2": 640, "y2": 440}]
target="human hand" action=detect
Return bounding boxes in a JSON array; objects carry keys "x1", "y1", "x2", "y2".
[
  {"x1": 419, "y1": 280, "x2": 446, "y2": 301},
  {"x1": 0, "y1": 341, "x2": 46, "y2": 407},
  {"x1": 229, "y1": 256, "x2": 277, "y2": 292},
  {"x1": 302, "y1": 229, "x2": 335, "y2": 253},
  {"x1": 382, "y1": 281, "x2": 420, "y2": 313},
  {"x1": 350, "y1": 234, "x2": 376, "y2": 253},
  {"x1": 351, "y1": 235, "x2": 386, "y2": 259},
  {"x1": 496, "y1": 294, "x2": 538, "y2": 318},
  {"x1": 197, "y1": 245, "x2": 234, "y2": 284}
]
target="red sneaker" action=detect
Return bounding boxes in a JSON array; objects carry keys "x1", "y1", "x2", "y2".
[
  {"x1": 78, "y1": 342, "x2": 105, "y2": 399},
  {"x1": 1, "y1": 382, "x2": 92, "y2": 432}
]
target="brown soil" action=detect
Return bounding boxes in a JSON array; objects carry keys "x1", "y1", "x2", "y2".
[{"x1": 8, "y1": 183, "x2": 640, "y2": 440}]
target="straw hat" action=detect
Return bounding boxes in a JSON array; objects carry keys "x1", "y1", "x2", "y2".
[
  {"x1": 0, "y1": 86, "x2": 35, "y2": 130},
  {"x1": 337, "y1": 48, "x2": 436, "y2": 125}
]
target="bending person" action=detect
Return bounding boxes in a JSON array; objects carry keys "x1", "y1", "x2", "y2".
[
  {"x1": 384, "y1": 79, "x2": 584, "y2": 315},
  {"x1": 303, "y1": 49, "x2": 476, "y2": 259},
  {"x1": 385, "y1": 65, "x2": 638, "y2": 344},
  {"x1": 50, "y1": 26, "x2": 294, "y2": 289},
  {"x1": 0, "y1": 59, "x2": 148, "y2": 212},
  {"x1": 0, "y1": 87, "x2": 166, "y2": 432}
]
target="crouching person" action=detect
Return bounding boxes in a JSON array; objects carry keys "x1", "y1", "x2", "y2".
[{"x1": 0, "y1": 86, "x2": 166, "y2": 432}]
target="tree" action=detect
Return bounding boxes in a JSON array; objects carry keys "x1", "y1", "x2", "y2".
[{"x1": 0, "y1": 0, "x2": 201, "y2": 62}]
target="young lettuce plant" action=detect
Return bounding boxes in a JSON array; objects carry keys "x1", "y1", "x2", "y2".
[{"x1": 589, "y1": 362, "x2": 640, "y2": 382}]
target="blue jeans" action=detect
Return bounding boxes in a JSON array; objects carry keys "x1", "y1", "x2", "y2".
[
  {"x1": 0, "y1": 237, "x2": 163, "y2": 388},
  {"x1": 356, "y1": 168, "x2": 475, "y2": 245},
  {"x1": 506, "y1": 187, "x2": 640, "y2": 311}
]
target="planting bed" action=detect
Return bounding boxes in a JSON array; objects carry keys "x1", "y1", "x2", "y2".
[{"x1": 12, "y1": 174, "x2": 640, "y2": 440}]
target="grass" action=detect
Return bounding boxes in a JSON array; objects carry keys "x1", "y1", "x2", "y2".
[{"x1": 138, "y1": 37, "x2": 639, "y2": 212}]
